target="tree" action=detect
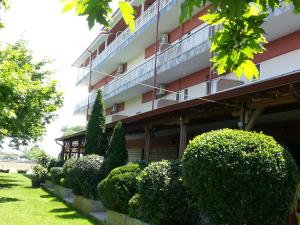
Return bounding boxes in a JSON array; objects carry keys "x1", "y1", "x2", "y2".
[
  {"x1": 84, "y1": 90, "x2": 108, "y2": 156},
  {"x1": 103, "y1": 121, "x2": 128, "y2": 176},
  {"x1": 24, "y1": 146, "x2": 46, "y2": 160},
  {"x1": 0, "y1": 0, "x2": 9, "y2": 28},
  {"x1": 61, "y1": 125, "x2": 85, "y2": 136},
  {"x1": 62, "y1": 0, "x2": 300, "y2": 80},
  {"x1": 0, "y1": 41, "x2": 63, "y2": 148}
]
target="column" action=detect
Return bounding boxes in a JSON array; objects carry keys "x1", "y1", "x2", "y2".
[{"x1": 179, "y1": 116, "x2": 187, "y2": 158}]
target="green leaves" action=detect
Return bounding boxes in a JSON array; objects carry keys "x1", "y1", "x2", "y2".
[
  {"x1": 0, "y1": 41, "x2": 63, "y2": 147},
  {"x1": 119, "y1": 1, "x2": 136, "y2": 32},
  {"x1": 61, "y1": 0, "x2": 113, "y2": 29}
]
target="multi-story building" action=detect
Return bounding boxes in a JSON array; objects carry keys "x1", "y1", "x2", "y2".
[{"x1": 58, "y1": 0, "x2": 300, "y2": 164}]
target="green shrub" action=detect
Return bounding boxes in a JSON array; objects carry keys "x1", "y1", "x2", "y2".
[
  {"x1": 37, "y1": 153, "x2": 50, "y2": 168},
  {"x1": 98, "y1": 162, "x2": 146, "y2": 214},
  {"x1": 129, "y1": 160, "x2": 199, "y2": 225},
  {"x1": 49, "y1": 167, "x2": 64, "y2": 184},
  {"x1": 32, "y1": 164, "x2": 47, "y2": 187},
  {"x1": 62, "y1": 158, "x2": 77, "y2": 188},
  {"x1": 47, "y1": 158, "x2": 64, "y2": 172},
  {"x1": 183, "y1": 129, "x2": 299, "y2": 225},
  {"x1": 85, "y1": 90, "x2": 108, "y2": 156},
  {"x1": 103, "y1": 121, "x2": 128, "y2": 176},
  {"x1": 68, "y1": 154, "x2": 104, "y2": 199}
]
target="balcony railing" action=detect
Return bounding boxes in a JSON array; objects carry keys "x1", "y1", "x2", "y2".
[
  {"x1": 103, "y1": 25, "x2": 211, "y2": 100},
  {"x1": 74, "y1": 92, "x2": 97, "y2": 114},
  {"x1": 76, "y1": 0, "x2": 175, "y2": 85}
]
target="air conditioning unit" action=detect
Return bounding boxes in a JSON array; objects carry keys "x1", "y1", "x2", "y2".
[
  {"x1": 111, "y1": 104, "x2": 118, "y2": 113},
  {"x1": 156, "y1": 84, "x2": 166, "y2": 97},
  {"x1": 159, "y1": 33, "x2": 170, "y2": 51},
  {"x1": 117, "y1": 64, "x2": 125, "y2": 74}
]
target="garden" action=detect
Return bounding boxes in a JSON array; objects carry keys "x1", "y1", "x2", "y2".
[{"x1": 32, "y1": 125, "x2": 300, "y2": 225}]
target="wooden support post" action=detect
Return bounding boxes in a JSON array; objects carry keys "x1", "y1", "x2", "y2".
[
  {"x1": 77, "y1": 139, "x2": 82, "y2": 159},
  {"x1": 61, "y1": 141, "x2": 66, "y2": 161},
  {"x1": 144, "y1": 126, "x2": 151, "y2": 161},
  {"x1": 179, "y1": 116, "x2": 187, "y2": 159},
  {"x1": 69, "y1": 140, "x2": 73, "y2": 159}
]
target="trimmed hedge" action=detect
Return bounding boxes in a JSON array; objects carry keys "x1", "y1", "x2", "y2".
[
  {"x1": 62, "y1": 158, "x2": 77, "y2": 188},
  {"x1": 68, "y1": 154, "x2": 104, "y2": 199},
  {"x1": 98, "y1": 162, "x2": 146, "y2": 214},
  {"x1": 47, "y1": 158, "x2": 64, "y2": 172},
  {"x1": 49, "y1": 167, "x2": 64, "y2": 185},
  {"x1": 183, "y1": 129, "x2": 299, "y2": 225},
  {"x1": 129, "y1": 160, "x2": 199, "y2": 225}
]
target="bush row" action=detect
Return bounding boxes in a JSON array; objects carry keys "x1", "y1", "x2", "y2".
[{"x1": 35, "y1": 129, "x2": 299, "y2": 225}]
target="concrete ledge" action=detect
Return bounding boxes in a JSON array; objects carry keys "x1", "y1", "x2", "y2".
[
  {"x1": 45, "y1": 180, "x2": 55, "y2": 189},
  {"x1": 106, "y1": 210, "x2": 150, "y2": 225},
  {"x1": 73, "y1": 195, "x2": 105, "y2": 214},
  {"x1": 54, "y1": 185, "x2": 73, "y2": 200}
]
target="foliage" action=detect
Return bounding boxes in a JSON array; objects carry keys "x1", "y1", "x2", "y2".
[
  {"x1": 85, "y1": 90, "x2": 108, "y2": 156},
  {"x1": 62, "y1": 158, "x2": 77, "y2": 188},
  {"x1": 49, "y1": 167, "x2": 64, "y2": 185},
  {"x1": 61, "y1": 125, "x2": 85, "y2": 136},
  {"x1": 62, "y1": 0, "x2": 300, "y2": 80},
  {"x1": 61, "y1": 0, "x2": 112, "y2": 29},
  {"x1": 183, "y1": 129, "x2": 299, "y2": 225},
  {"x1": 0, "y1": 0, "x2": 9, "y2": 28},
  {"x1": 32, "y1": 164, "x2": 48, "y2": 186},
  {"x1": 98, "y1": 162, "x2": 146, "y2": 214},
  {"x1": 103, "y1": 121, "x2": 128, "y2": 176},
  {"x1": 129, "y1": 160, "x2": 200, "y2": 225},
  {"x1": 0, "y1": 41, "x2": 63, "y2": 148},
  {"x1": 37, "y1": 153, "x2": 51, "y2": 168},
  {"x1": 24, "y1": 146, "x2": 46, "y2": 160},
  {"x1": 47, "y1": 158, "x2": 64, "y2": 172},
  {"x1": 67, "y1": 154, "x2": 105, "y2": 199}
]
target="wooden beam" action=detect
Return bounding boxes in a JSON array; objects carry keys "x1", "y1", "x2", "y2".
[
  {"x1": 245, "y1": 108, "x2": 264, "y2": 131},
  {"x1": 179, "y1": 116, "x2": 187, "y2": 159},
  {"x1": 69, "y1": 140, "x2": 73, "y2": 159},
  {"x1": 77, "y1": 139, "x2": 82, "y2": 159}
]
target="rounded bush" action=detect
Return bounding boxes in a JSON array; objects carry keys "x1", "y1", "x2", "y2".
[
  {"x1": 68, "y1": 154, "x2": 104, "y2": 199},
  {"x1": 32, "y1": 164, "x2": 47, "y2": 187},
  {"x1": 98, "y1": 162, "x2": 146, "y2": 214},
  {"x1": 129, "y1": 160, "x2": 199, "y2": 225},
  {"x1": 62, "y1": 158, "x2": 77, "y2": 188},
  {"x1": 49, "y1": 167, "x2": 64, "y2": 185},
  {"x1": 183, "y1": 129, "x2": 299, "y2": 225}
]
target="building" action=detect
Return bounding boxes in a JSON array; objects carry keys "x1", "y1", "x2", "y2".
[{"x1": 58, "y1": 0, "x2": 300, "y2": 165}]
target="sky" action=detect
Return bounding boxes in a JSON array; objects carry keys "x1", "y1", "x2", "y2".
[{"x1": 0, "y1": 0, "x2": 103, "y2": 156}]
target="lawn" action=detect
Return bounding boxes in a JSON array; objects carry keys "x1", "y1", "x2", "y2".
[{"x1": 0, "y1": 172, "x2": 98, "y2": 225}]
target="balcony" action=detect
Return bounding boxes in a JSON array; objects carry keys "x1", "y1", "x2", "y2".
[
  {"x1": 74, "y1": 92, "x2": 97, "y2": 114},
  {"x1": 102, "y1": 25, "x2": 211, "y2": 104},
  {"x1": 76, "y1": 0, "x2": 180, "y2": 85}
]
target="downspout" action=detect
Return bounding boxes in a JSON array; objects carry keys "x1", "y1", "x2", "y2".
[
  {"x1": 207, "y1": 26, "x2": 215, "y2": 95},
  {"x1": 151, "y1": 0, "x2": 161, "y2": 110},
  {"x1": 289, "y1": 83, "x2": 300, "y2": 100},
  {"x1": 86, "y1": 50, "x2": 92, "y2": 122}
]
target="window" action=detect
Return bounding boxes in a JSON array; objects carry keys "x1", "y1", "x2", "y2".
[
  {"x1": 176, "y1": 91, "x2": 180, "y2": 101},
  {"x1": 184, "y1": 89, "x2": 188, "y2": 100}
]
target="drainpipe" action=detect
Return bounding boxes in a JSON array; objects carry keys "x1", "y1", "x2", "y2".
[
  {"x1": 151, "y1": 0, "x2": 161, "y2": 110},
  {"x1": 86, "y1": 50, "x2": 92, "y2": 122},
  {"x1": 207, "y1": 26, "x2": 215, "y2": 95},
  {"x1": 289, "y1": 83, "x2": 300, "y2": 100}
]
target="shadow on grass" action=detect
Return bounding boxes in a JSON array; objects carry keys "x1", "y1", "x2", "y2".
[
  {"x1": 0, "y1": 197, "x2": 22, "y2": 203},
  {"x1": 0, "y1": 177, "x2": 20, "y2": 189},
  {"x1": 50, "y1": 207, "x2": 73, "y2": 213}
]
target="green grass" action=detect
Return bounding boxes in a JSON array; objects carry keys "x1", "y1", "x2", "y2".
[{"x1": 0, "y1": 173, "x2": 98, "y2": 225}]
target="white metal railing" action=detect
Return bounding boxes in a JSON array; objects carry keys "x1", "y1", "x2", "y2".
[
  {"x1": 103, "y1": 25, "x2": 211, "y2": 99},
  {"x1": 76, "y1": 67, "x2": 89, "y2": 83},
  {"x1": 89, "y1": 0, "x2": 173, "y2": 74},
  {"x1": 74, "y1": 92, "x2": 97, "y2": 113}
]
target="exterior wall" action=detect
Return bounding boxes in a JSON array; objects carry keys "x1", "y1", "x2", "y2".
[{"x1": 126, "y1": 53, "x2": 145, "y2": 72}]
